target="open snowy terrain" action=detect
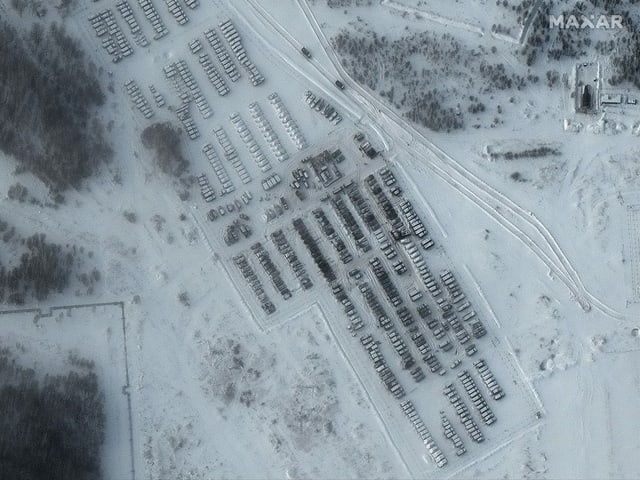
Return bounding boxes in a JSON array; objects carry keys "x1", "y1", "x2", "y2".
[{"x1": 1, "y1": 0, "x2": 640, "y2": 479}]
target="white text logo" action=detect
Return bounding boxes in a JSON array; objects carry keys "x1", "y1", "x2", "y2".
[{"x1": 548, "y1": 14, "x2": 623, "y2": 29}]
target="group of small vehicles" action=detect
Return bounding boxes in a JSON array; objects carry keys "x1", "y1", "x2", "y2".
[{"x1": 300, "y1": 47, "x2": 345, "y2": 90}]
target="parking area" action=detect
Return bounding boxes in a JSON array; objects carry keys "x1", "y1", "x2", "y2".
[
  {"x1": 78, "y1": 3, "x2": 542, "y2": 472},
  {"x1": 207, "y1": 131, "x2": 542, "y2": 471}
]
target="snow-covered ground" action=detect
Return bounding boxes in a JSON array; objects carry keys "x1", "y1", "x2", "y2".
[{"x1": 1, "y1": 0, "x2": 640, "y2": 478}]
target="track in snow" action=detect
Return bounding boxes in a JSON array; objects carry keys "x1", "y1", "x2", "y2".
[{"x1": 294, "y1": 0, "x2": 627, "y2": 320}]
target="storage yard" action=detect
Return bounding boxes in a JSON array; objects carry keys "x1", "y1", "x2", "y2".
[
  {"x1": 3, "y1": 0, "x2": 640, "y2": 477},
  {"x1": 76, "y1": 1, "x2": 544, "y2": 474},
  {"x1": 208, "y1": 137, "x2": 542, "y2": 471}
]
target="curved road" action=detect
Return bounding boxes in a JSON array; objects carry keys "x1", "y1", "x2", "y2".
[
  {"x1": 294, "y1": 0, "x2": 626, "y2": 320},
  {"x1": 237, "y1": 0, "x2": 625, "y2": 320}
]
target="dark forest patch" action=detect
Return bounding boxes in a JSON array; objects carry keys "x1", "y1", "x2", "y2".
[
  {"x1": 0, "y1": 222, "x2": 100, "y2": 304},
  {"x1": 141, "y1": 122, "x2": 190, "y2": 178},
  {"x1": 0, "y1": 348, "x2": 105, "y2": 480},
  {"x1": 0, "y1": 21, "x2": 111, "y2": 192}
]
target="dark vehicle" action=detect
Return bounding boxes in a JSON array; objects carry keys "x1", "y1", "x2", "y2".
[
  {"x1": 335, "y1": 79, "x2": 345, "y2": 89},
  {"x1": 301, "y1": 47, "x2": 312, "y2": 59}
]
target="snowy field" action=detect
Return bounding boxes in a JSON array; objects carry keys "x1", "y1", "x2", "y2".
[{"x1": 1, "y1": 0, "x2": 640, "y2": 478}]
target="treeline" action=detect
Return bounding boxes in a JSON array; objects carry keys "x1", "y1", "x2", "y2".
[
  {"x1": 0, "y1": 218, "x2": 101, "y2": 304},
  {"x1": 141, "y1": 122, "x2": 189, "y2": 178},
  {"x1": 523, "y1": 0, "x2": 640, "y2": 89},
  {"x1": 0, "y1": 20, "x2": 111, "y2": 192},
  {"x1": 11, "y1": 0, "x2": 76, "y2": 17},
  {"x1": 490, "y1": 146, "x2": 561, "y2": 160},
  {"x1": 590, "y1": 3, "x2": 640, "y2": 88},
  {"x1": 608, "y1": 10, "x2": 640, "y2": 88},
  {"x1": 0, "y1": 233, "x2": 72, "y2": 304},
  {"x1": 332, "y1": 29, "x2": 501, "y2": 131},
  {"x1": 522, "y1": 2, "x2": 596, "y2": 64},
  {"x1": 0, "y1": 349, "x2": 105, "y2": 480},
  {"x1": 586, "y1": 0, "x2": 639, "y2": 8},
  {"x1": 331, "y1": 30, "x2": 466, "y2": 131},
  {"x1": 0, "y1": 218, "x2": 102, "y2": 304},
  {"x1": 479, "y1": 61, "x2": 526, "y2": 90},
  {"x1": 404, "y1": 90, "x2": 464, "y2": 132}
]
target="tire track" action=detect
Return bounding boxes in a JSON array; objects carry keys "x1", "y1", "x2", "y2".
[{"x1": 296, "y1": 0, "x2": 627, "y2": 319}]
